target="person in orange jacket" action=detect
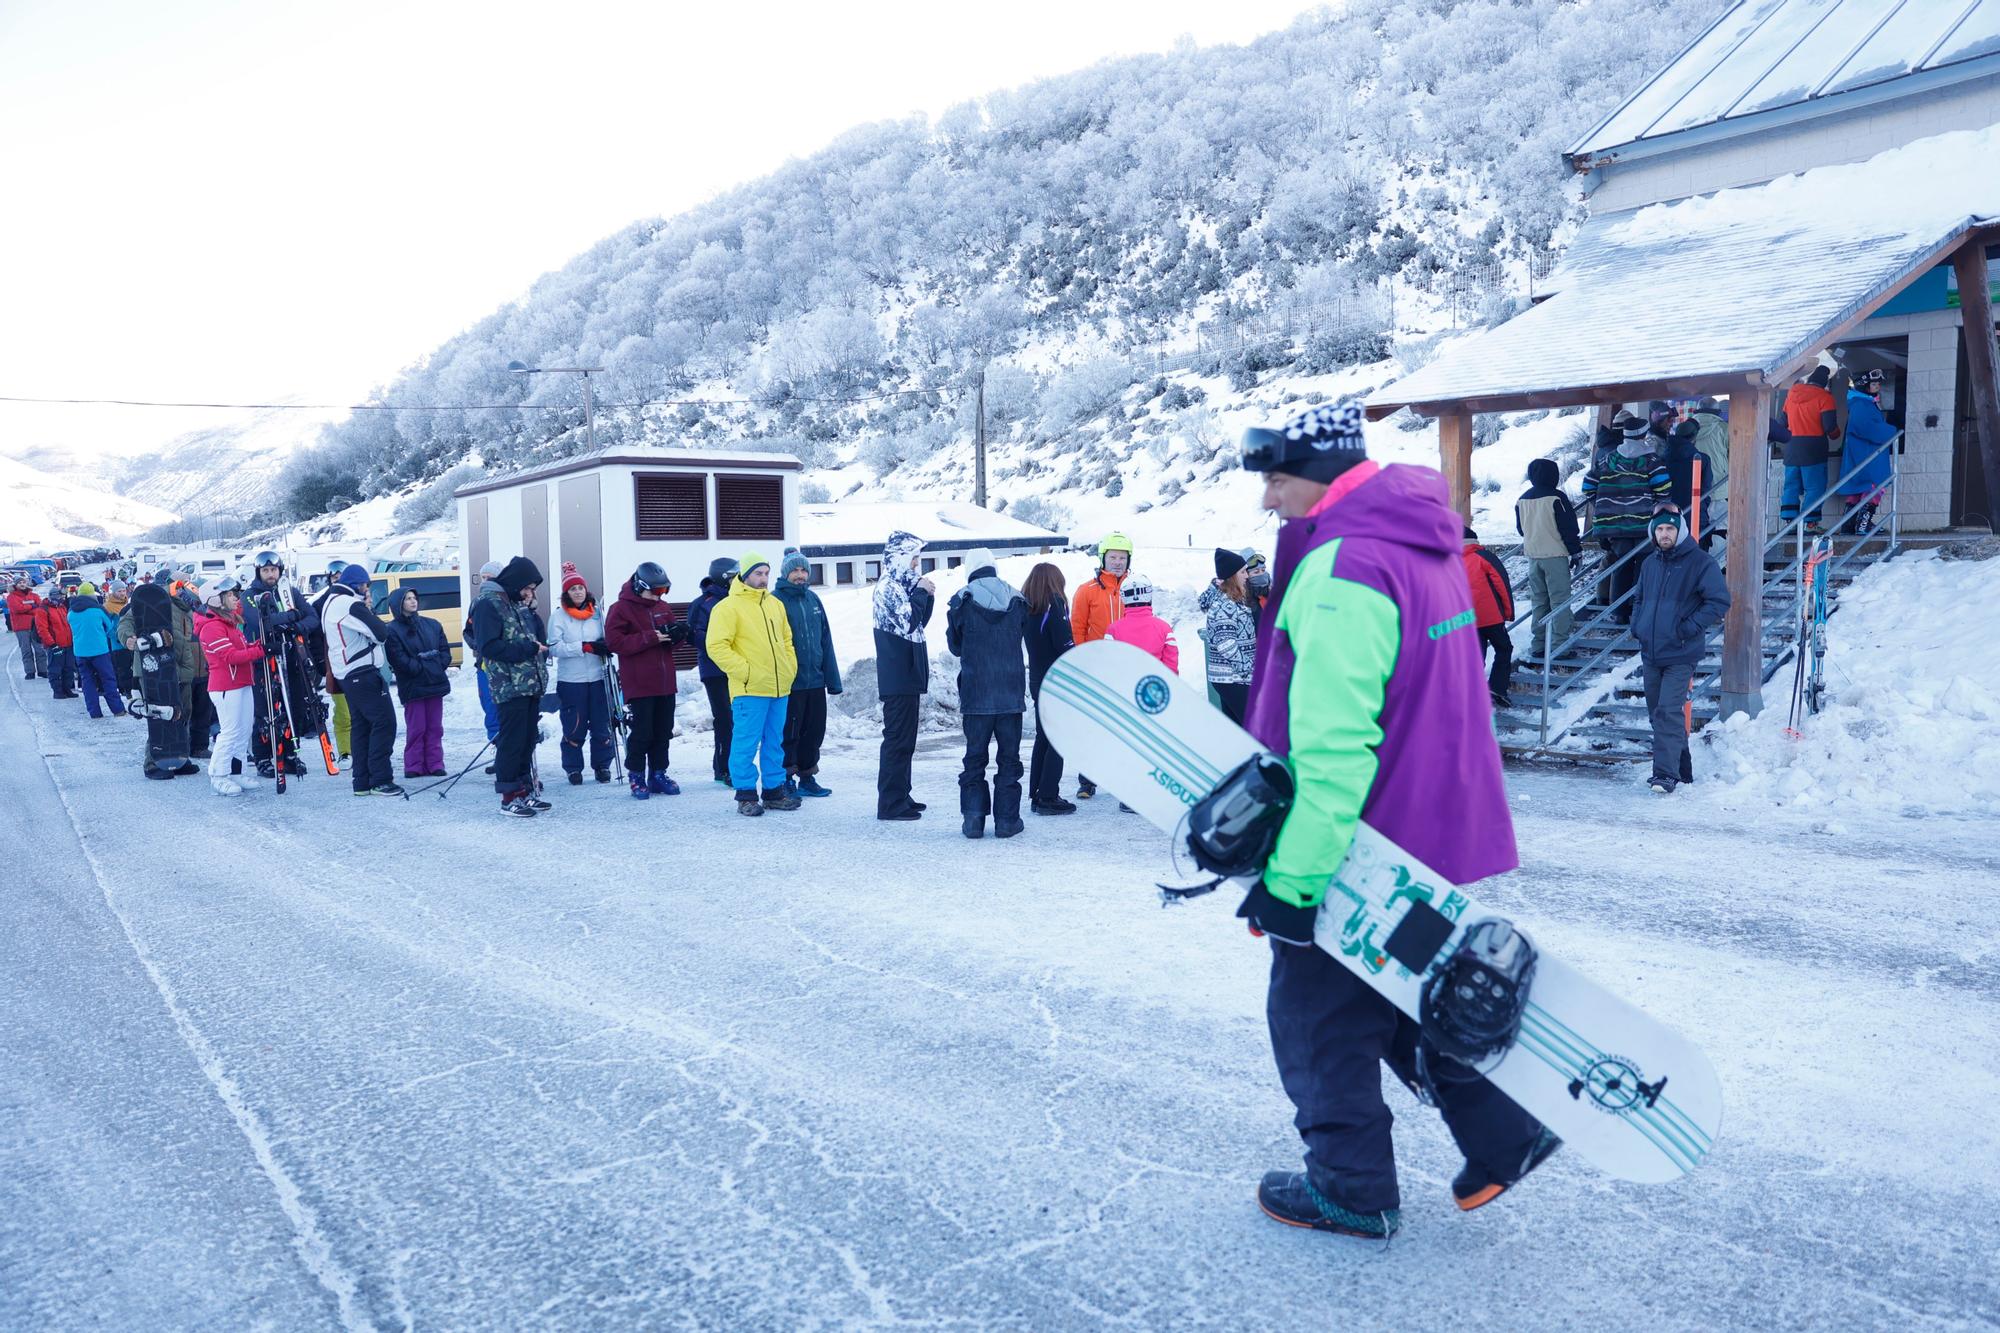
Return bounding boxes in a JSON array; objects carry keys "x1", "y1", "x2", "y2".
[
  {"x1": 1067, "y1": 532, "x2": 1132, "y2": 798},
  {"x1": 1462, "y1": 526, "x2": 1516, "y2": 708}
]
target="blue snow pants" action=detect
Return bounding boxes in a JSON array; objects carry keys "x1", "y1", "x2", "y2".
[
  {"x1": 1780, "y1": 463, "x2": 1829, "y2": 525},
  {"x1": 1266, "y1": 938, "x2": 1543, "y2": 1213},
  {"x1": 476, "y1": 666, "x2": 500, "y2": 742},
  {"x1": 727, "y1": 694, "x2": 788, "y2": 795},
  {"x1": 557, "y1": 678, "x2": 614, "y2": 775},
  {"x1": 78, "y1": 652, "x2": 125, "y2": 718}
]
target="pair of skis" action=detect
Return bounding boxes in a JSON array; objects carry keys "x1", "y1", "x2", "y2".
[{"x1": 258, "y1": 622, "x2": 340, "y2": 794}]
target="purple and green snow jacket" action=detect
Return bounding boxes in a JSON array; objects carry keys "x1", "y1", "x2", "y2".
[{"x1": 1243, "y1": 462, "x2": 1517, "y2": 909}]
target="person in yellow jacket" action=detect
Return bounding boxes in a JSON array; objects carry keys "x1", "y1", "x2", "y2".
[
  {"x1": 703, "y1": 551, "x2": 799, "y2": 815},
  {"x1": 1067, "y1": 531, "x2": 1132, "y2": 798}
]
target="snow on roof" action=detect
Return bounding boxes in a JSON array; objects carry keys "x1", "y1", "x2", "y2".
[
  {"x1": 798, "y1": 501, "x2": 1061, "y2": 550},
  {"x1": 1370, "y1": 126, "x2": 2000, "y2": 415},
  {"x1": 1573, "y1": 0, "x2": 2000, "y2": 160},
  {"x1": 454, "y1": 446, "x2": 801, "y2": 498}
]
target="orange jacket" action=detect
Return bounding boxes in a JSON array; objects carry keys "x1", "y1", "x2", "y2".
[
  {"x1": 1462, "y1": 543, "x2": 1515, "y2": 628},
  {"x1": 1070, "y1": 570, "x2": 1124, "y2": 645},
  {"x1": 1784, "y1": 382, "x2": 1840, "y2": 441}
]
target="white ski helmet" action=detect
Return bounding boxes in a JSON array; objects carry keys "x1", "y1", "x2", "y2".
[{"x1": 1121, "y1": 571, "x2": 1154, "y2": 608}]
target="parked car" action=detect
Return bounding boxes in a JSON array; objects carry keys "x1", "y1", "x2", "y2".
[{"x1": 367, "y1": 568, "x2": 466, "y2": 667}]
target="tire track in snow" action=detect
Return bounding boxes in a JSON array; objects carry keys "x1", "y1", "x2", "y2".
[{"x1": 5, "y1": 668, "x2": 378, "y2": 1332}]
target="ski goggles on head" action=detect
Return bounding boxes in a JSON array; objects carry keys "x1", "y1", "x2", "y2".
[{"x1": 1239, "y1": 426, "x2": 1290, "y2": 473}]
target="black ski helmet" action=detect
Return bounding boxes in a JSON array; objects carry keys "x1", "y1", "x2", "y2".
[
  {"x1": 632, "y1": 561, "x2": 670, "y2": 594},
  {"x1": 706, "y1": 556, "x2": 740, "y2": 583},
  {"x1": 254, "y1": 550, "x2": 283, "y2": 572}
]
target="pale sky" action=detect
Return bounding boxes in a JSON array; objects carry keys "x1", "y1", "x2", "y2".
[{"x1": 0, "y1": 0, "x2": 1315, "y2": 455}]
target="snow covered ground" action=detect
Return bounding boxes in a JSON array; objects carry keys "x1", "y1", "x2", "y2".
[{"x1": 2, "y1": 637, "x2": 1996, "y2": 1329}]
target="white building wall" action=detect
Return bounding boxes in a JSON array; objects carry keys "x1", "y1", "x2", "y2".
[{"x1": 1592, "y1": 73, "x2": 2000, "y2": 213}]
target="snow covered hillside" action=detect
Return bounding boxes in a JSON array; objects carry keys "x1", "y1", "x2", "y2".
[
  {"x1": 114, "y1": 404, "x2": 342, "y2": 521},
  {"x1": 287, "y1": 0, "x2": 1728, "y2": 536},
  {"x1": 0, "y1": 453, "x2": 179, "y2": 553}
]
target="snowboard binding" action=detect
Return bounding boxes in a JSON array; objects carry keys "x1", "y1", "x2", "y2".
[
  {"x1": 1415, "y1": 920, "x2": 1538, "y2": 1094},
  {"x1": 1157, "y1": 752, "x2": 1294, "y2": 905}
]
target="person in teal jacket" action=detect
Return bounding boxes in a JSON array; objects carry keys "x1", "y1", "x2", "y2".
[
  {"x1": 65, "y1": 585, "x2": 127, "y2": 719},
  {"x1": 1839, "y1": 370, "x2": 1898, "y2": 534},
  {"x1": 773, "y1": 551, "x2": 842, "y2": 797}
]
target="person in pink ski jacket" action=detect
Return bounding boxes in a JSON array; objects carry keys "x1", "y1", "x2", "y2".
[
  {"x1": 196, "y1": 580, "x2": 267, "y2": 796},
  {"x1": 1104, "y1": 571, "x2": 1178, "y2": 672}
]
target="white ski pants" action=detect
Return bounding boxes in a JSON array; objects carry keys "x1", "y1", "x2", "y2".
[{"x1": 209, "y1": 686, "x2": 255, "y2": 788}]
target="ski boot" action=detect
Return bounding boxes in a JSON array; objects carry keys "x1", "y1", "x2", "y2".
[
  {"x1": 1256, "y1": 1172, "x2": 1400, "y2": 1239},
  {"x1": 630, "y1": 779, "x2": 651, "y2": 800},
  {"x1": 647, "y1": 772, "x2": 680, "y2": 797},
  {"x1": 1453, "y1": 1129, "x2": 1562, "y2": 1212}
]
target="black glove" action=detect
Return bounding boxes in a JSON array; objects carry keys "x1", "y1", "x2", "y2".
[
  {"x1": 1236, "y1": 881, "x2": 1319, "y2": 947},
  {"x1": 666, "y1": 622, "x2": 690, "y2": 645},
  {"x1": 1569, "y1": 554, "x2": 1583, "y2": 575},
  {"x1": 585, "y1": 639, "x2": 607, "y2": 656}
]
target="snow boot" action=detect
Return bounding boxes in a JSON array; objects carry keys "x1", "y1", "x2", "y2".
[
  {"x1": 736, "y1": 790, "x2": 764, "y2": 817},
  {"x1": 1453, "y1": 1130, "x2": 1562, "y2": 1212},
  {"x1": 1256, "y1": 1172, "x2": 1400, "y2": 1239},
  {"x1": 1032, "y1": 797, "x2": 1077, "y2": 816},
  {"x1": 1649, "y1": 778, "x2": 1673, "y2": 795},
  {"x1": 630, "y1": 779, "x2": 651, "y2": 800},
  {"x1": 797, "y1": 775, "x2": 832, "y2": 797},
  {"x1": 211, "y1": 778, "x2": 243, "y2": 797},
  {"x1": 761, "y1": 786, "x2": 801, "y2": 812},
  {"x1": 994, "y1": 816, "x2": 1024, "y2": 839},
  {"x1": 962, "y1": 813, "x2": 985, "y2": 839},
  {"x1": 594, "y1": 768, "x2": 612, "y2": 784},
  {"x1": 568, "y1": 771, "x2": 583, "y2": 786}
]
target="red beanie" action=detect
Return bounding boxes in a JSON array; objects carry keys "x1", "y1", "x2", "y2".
[{"x1": 561, "y1": 560, "x2": 586, "y2": 595}]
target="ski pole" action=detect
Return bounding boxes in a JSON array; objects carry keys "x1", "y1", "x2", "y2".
[{"x1": 403, "y1": 737, "x2": 494, "y2": 800}]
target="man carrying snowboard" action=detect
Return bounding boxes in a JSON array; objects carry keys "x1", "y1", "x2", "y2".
[{"x1": 1237, "y1": 402, "x2": 1556, "y2": 1239}]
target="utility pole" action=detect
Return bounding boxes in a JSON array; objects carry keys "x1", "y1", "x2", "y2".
[{"x1": 973, "y1": 365, "x2": 988, "y2": 508}]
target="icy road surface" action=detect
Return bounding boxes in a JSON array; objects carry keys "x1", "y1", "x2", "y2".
[{"x1": 2, "y1": 653, "x2": 1995, "y2": 1330}]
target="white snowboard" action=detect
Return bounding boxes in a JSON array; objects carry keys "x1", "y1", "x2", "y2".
[{"x1": 1039, "y1": 640, "x2": 1721, "y2": 1185}]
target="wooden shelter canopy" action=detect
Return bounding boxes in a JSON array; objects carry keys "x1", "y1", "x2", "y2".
[{"x1": 1365, "y1": 128, "x2": 2000, "y2": 421}]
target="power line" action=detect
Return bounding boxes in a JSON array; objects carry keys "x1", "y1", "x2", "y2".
[{"x1": 0, "y1": 384, "x2": 958, "y2": 412}]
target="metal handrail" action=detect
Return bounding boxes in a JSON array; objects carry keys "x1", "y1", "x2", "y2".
[{"x1": 1529, "y1": 436, "x2": 1901, "y2": 745}]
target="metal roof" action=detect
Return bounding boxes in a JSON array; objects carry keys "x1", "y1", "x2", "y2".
[
  {"x1": 1367, "y1": 126, "x2": 2000, "y2": 417},
  {"x1": 1570, "y1": 0, "x2": 2000, "y2": 162}
]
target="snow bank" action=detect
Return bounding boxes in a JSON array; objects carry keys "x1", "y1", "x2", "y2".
[{"x1": 1696, "y1": 551, "x2": 2000, "y2": 819}]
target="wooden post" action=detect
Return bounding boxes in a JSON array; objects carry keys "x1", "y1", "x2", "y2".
[
  {"x1": 1954, "y1": 239, "x2": 2000, "y2": 535},
  {"x1": 1438, "y1": 410, "x2": 1474, "y2": 520},
  {"x1": 1720, "y1": 385, "x2": 1770, "y2": 719}
]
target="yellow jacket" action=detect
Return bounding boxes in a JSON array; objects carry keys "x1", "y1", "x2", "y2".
[{"x1": 704, "y1": 579, "x2": 797, "y2": 699}]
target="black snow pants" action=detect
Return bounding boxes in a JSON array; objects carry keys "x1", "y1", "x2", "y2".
[
  {"x1": 344, "y1": 667, "x2": 397, "y2": 793},
  {"x1": 782, "y1": 685, "x2": 827, "y2": 777},
  {"x1": 703, "y1": 675, "x2": 733, "y2": 782},
  {"x1": 960, "y1": 712, "x2": 1023, "y2": 825},
  {"x1": 493, "y1": 695, "x2": 540, "y2": 798},
  {"x1": 626, "y1": 693, "x2": 674, "y2": 780},
  {"x1": 877, "y1": 693, "x2": 920, "y2": 818},
  {"x1": 1266, "y1": 938, "x2": 1543, "y2": 1213}
]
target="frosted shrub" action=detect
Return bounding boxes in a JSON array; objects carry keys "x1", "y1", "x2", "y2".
[
  {"x1": 1009, "y1": 494, "x2": 1072, "y2": 533},
  {"x1": 1039, "y1": 357, "x2": 1134, "y2": 431}
]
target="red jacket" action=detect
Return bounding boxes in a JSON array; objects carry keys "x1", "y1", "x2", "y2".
[
  {"x1": 1105, "y1": 604, "x2": 1179, "y2": 672},
  {"x1": 35, "y1": 603, "x2": 73, "y2": 650},
  {"x1": 602, "y1": 580, "x2": 682, "y2": 699},
  {"x1": 197, "y1": 609, "x2": 265, "y2": 692},
  {"x1": 1462, "y1": 543, "x2": 1515, "y2": 629},
  {"x1": 6, "y1": 589, "x2": 42, "y2": 630}
]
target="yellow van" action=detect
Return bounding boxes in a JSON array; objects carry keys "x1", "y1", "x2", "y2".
[{"x1": 367, "y1": 569, "x2": 465, "y2": 667}]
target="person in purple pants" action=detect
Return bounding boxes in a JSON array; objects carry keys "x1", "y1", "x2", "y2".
[{"x1": 381, "y1": 588, "x2": 452, "y2": 778}]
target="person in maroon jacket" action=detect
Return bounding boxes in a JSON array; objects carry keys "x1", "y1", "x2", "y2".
[
  {"x1": 1462, "y1": 526, "x2": 1516, "y2": 708},
  {"x1": 8, "y1": 577, "x2": 50, "y2": 679},
  {"x1": 603, "y1": 561, "x2": 689, "y2": 799}
]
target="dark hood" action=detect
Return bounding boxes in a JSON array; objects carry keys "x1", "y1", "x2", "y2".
[
  {"x1": 1315, "y1": 463, "x2": 1461, "y2": 559},
  {"x1": 69, "y1": 593, "x2": 100, "y2": 613},
  {"x1": 772, "y1": 580, "x2": 813, "y2": 607},
  {"x1": 1525, "y1": 458, "x2": 1560, "y2": 492},
  {"x1": 495, "y1": 556, "x2": 542, "y2": 597}
]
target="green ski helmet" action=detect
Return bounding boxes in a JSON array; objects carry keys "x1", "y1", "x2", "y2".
[{"x1": 1096, "y1": 532, "x2": 1134, "y2": 566}]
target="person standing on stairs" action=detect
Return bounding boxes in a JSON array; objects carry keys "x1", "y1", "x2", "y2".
[{"x1": 1630, "y1": 508, "x2": 1730, "y2": 795}]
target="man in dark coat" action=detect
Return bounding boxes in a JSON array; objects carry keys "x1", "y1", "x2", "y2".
[
  {"x1": 945, "y1": 548, "x2": 1028, "y2": 840},
  {"x1": 872, "y1": 531, "x2": 934, "y2": 821},
  {"x1": 774, "y1": 552, "x2": 842, "y2": 798},
  {"x1": 1630, "y1": 508, "x2": 1731, "y2": 794},
  {"x1": 467, "y1": 556, "x2": 550, "y2": 816},
  {"x1": 685, "y1": 557, "x2": 738, "y2": 786}
]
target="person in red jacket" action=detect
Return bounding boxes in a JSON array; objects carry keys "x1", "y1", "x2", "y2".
[
  {"x1": 196, "y1": 580, "x2": 267, "y2": 796},
  {"x1": 1463, "y1": 527, "x2": 1516, "y2": 708},
  {"x1": 35, "y1": 591, "x2": 77, "y2": 699},
  {"x1": 8, "y1": 577, "x2": 50, "y2": 680},
  {"x1": 602, "y1": 561, "x2": 688, "y2": 799}
]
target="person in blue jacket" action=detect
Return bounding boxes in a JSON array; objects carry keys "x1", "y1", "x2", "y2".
[
  {"x1": 65, "y1": 585, "x2": 127, "y2": 719},
  {"x1": 1839, "y1": 369, "x2": 1898, "y2": 535},
  {"x1": 773, "y1": 552, "x2": 842, "y2": 798},
  {"x1": 1630, "y1": 508, "x2": 1730, "y2": 795}
]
